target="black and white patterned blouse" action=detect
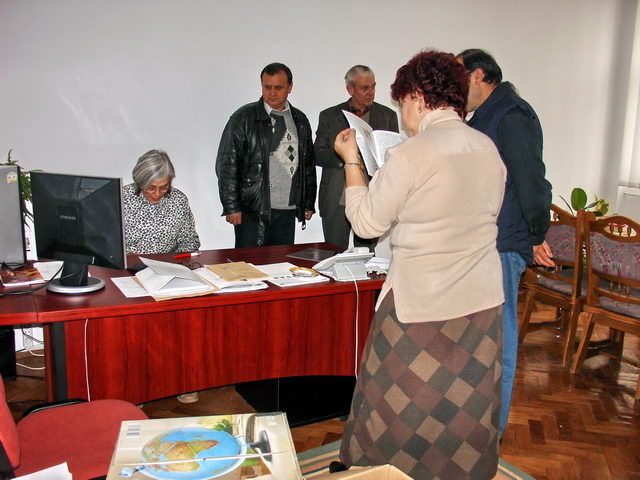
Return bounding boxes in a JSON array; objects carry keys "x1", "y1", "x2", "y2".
[{"x1": 122, "y1": 183, "x2": 200, "y2": 254}]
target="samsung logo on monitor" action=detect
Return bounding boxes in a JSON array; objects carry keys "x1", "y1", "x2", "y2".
[{"x1": 59, "y1": 214, "x2": 77, "y2": 221}]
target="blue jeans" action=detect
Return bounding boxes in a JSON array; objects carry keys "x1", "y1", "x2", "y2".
[{"x1": 499, "y1": 251, "x2": 527, "y2": 436}]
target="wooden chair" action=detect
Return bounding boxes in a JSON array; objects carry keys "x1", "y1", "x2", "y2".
[
  {"x1": 519, "y1": 205, "x2": 586, "y2": 366},
  {"x1": 570, "y1": 214, "x2": 640, "y2": 399}
]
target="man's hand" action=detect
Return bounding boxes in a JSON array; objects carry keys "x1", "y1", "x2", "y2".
[
  {"x1": 304, "y1": 210, "x2": 314, "y2": 221},
  {"x1": 533, "y1": 240, "x2": 555, "y2": 267},
  {"x1": 225, "y1": 212, "x2": 242, "y2": 225}
]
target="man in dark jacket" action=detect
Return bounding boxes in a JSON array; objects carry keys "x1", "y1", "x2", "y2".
[
  {"x1": 215, "y1": 63, "x2": 316, "y2": 247},
  {"x1": 314, "y1": 65, "x2": 398, "y2": 251},
  {"x1": 457, "y1": 49, "x2": 554, "y2": 437}
]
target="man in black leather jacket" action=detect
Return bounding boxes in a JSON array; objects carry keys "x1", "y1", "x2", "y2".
[{"x1": 215, "y1": 63, "x2": 316, "y2": 247}]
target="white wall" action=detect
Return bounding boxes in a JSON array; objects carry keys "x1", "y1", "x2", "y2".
[
  {"x1": 1, "y1": 0, "x2": 636, "y2": 252},
  {"x1": 3, "y1": 0, "x2": 636, "y2": 351}
]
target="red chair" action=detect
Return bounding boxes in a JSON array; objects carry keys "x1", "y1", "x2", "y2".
[
  {"x1": 570, "y1": 214, "x2": 640, "y2": 399},
  {"x1": 519, "y1": 205, "x2": 586, "y2": 366},
  {"x1": 0, "y1": 376, "x2": 148, "y2": 479}
]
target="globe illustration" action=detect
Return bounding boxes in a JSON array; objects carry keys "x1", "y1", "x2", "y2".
[{"x1": 140, "y1": 427, "x2": 246, "y2": 479}]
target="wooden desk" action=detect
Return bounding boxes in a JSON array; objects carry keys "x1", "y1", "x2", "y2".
[
  {"x1": 0, "y1": 291, "x2": 38, "y2": 325},
  {"x1": 9, "y1": 243, "x2": 383, "y2": 404}
]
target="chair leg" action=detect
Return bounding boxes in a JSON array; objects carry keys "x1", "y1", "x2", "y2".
[
  {"x1": 559, "y1": 308, "x2": 569, "y2": 332},
  {"x1": 519, "y1": 290, "x2": 537, "y2": 343},
  {"x1": 562, "y1": 306, "x2": 581, "y2": 367},
  {"x1": 554, "y1": 307, "x2": 563, "y2": 322},
  {"x1": 608, "y1": 329, "x2": 625, "y2": 358},
  {"x1": 571, "y1": 313, "x2": 596, "y2": 374}
]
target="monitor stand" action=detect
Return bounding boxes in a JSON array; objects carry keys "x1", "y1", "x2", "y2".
[
  {"x1": 47, "y1": 260, "x2": 105, "y2": 294},
  {"x1": 47, "y1": 277, "x2": 104, "y2": 294}
]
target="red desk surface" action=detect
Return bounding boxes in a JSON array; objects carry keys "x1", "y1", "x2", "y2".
[
  {"x1": 32, "y1": 243, "x2": 383, "y2": 322},
  {"x1": 27, "y1": 243, "x2": 385, "y2": 403}
]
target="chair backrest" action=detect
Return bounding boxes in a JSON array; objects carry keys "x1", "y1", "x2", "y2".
[
  {"x1": 533, "y1": 204, "x2": 585, "y2": 299},
  {"x1": 0, "y1": 376, "x2": 21, "y2": 474},
  {"x1": 584, "y1": 213, "x2": 640, "y2": 311}
]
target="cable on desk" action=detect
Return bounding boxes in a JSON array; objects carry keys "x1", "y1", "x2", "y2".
[
  {"x1": 343, "y1": 265, "x2": 360, "y2": 379},
  {"x1": 15, "y1": 363, "x2": 46, "y2": 371},
  {"x1": 15, "y1": 330, "x2": 46, "y2": 370},
  {"x1": 84, "y1": 319, "x2": 91, "y2": 402}
]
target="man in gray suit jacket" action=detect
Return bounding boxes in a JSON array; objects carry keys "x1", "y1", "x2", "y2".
[{"x1": 314, "y1": 65, "x2": 399, "y2": 251}]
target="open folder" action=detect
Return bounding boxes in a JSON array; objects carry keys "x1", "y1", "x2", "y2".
[
  {"x1": 342, "y1": 110, "x2": 406, "y2": 175},
  {"x1": 135, "y1": 257, "x2": 216, "y2": 298}
]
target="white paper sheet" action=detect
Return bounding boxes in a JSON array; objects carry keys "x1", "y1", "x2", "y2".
[
  {"x1": 33, "y1": 261, "x2": 64, "y2": 280},
  {"x1": 14, "y1": 463, "x2": 72, "y2": 480},
  {"x1": 111, "y1": 276, "x2": 150, "y2": 298}
]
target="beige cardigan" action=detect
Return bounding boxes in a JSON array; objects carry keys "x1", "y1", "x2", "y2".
[{"x1": 345, "y1": 108, "x2": 506, "y2": 323}]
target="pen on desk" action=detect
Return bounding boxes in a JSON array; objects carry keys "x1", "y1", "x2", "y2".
[
  {"x1": 226, "y1": 258, "x2": 234, "y2": 263},
  {"x1": 174, "y1": 252, "x2": 201, "y2": 259}
]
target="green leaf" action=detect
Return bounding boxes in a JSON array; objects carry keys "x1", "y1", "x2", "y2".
[
  {"x1": 571, "y1": 188, "x2": 588, "y2": 211},
  {"x1": 558, "y1": 195, "x2": 574, "y2": 215}
]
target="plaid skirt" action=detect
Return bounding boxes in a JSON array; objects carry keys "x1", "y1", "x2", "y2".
[{"x1": 340, "y1": 290, "x2": 502, "y2": 480}]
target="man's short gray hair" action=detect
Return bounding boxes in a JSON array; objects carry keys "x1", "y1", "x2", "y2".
[
  {"x1": 344, "y1": 65, "x2": 374, "y2": 86},
  {"x1": 132, "y1": 149, "x2": 175, "y2": 191}
]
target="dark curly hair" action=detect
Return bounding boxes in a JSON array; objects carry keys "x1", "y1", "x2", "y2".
[{"x1": 390, "y1": 50, "x2": 468, "y2": 119}]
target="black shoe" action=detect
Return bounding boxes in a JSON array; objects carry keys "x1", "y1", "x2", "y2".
[{"x1": 329, "y1": 461, "x2": 349, "y2": 473}]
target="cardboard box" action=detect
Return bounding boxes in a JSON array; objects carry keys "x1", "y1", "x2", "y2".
[
  {"x1": 313, "y1": 465, "x2": 412, "y2": 480},
  {"x1": 107, "y1": 412, "x2": 302, "y2": 479}
]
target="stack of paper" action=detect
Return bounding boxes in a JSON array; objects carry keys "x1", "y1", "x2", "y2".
[
  {"x1": 196, "y1": 265, "x2": 269, "y2": 293},
  {"x1": 111, "y1": 259, "x2": 271, "y2": 299}
]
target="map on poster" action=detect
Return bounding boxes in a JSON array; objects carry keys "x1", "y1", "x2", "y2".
[{"x1": 107, "y1": 412, "x2": 302, "y2": 480}]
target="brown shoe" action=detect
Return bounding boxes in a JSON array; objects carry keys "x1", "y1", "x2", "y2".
[{"x1": 177, "y1": 392, "x2": 199, "y2": 403}]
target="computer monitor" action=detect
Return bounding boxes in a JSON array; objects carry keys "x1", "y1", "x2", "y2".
[{"x1": 30, "y1": 171, "x2": 127, "y2": 294}]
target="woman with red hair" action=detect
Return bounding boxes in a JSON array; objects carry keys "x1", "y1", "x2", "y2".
[{"x1": 333, "y1": 50, "x2": 506, "y2": 479}]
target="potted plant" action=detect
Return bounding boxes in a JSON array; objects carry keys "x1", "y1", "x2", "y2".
[
  {"x1": 0, "y1": 149, "x2": 38, "y2": 224},
  {"x1": 561, "y1": 187, "x2": 609, "y2": 217}
]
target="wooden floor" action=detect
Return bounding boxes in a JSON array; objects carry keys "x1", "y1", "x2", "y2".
[{"x1": 4, "y1": 304, "x2": 640, "y2": 480}]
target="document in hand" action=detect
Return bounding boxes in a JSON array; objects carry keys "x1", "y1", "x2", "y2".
[
  {"x1": 135, "y1": 257, "x2": 216, "y2": 298},
  {"x1": 343, "y1": 110, "x2": 406, "y2": 176}
]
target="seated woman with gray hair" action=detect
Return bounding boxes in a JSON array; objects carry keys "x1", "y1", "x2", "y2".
[{"x1": 123, "y1": 149, "x2": 200, "y2": 255}]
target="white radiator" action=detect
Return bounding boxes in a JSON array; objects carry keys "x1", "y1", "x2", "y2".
[{"x1": 615, "y1": 186, "x2": 640, "y2": 220}]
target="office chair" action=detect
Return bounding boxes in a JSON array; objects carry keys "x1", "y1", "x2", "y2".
[{"x1": 0, "y1": 375, "x2": 148, "y2": 479}]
